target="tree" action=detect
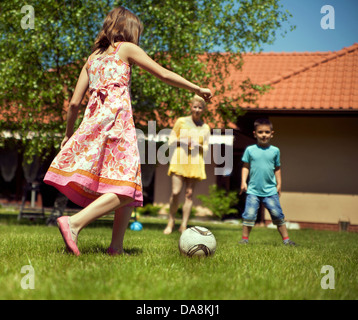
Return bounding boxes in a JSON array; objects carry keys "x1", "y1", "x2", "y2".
[
  {"x1": 0, "y1": 0, "x2": 112, "y2": 160},
  {"x1": 126, "y1": 0, "x2": 293, "y2": 130},
  {"x1": 0, "y1": 0, "x2": 293, "y2": 160}
]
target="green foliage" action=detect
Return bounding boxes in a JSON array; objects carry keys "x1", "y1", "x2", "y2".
[
  {"x1": 176, "y1": 204, "x2": 197, "y2": 219},
  {"x1": 122, "y1": 0, "x2": 292, "y2": 130},
  {"x1": 0, "y1": 0, "x2": 112, "y2": 161},
  {"x1": 0, "y1": 0, "x2": 294, "y2": 161},
  {"x1": 136, "y1": 203, "x2": 161, "y2": 217},
  {"x1": 197, "y1": 184, "x2": 239, "y2": 219}
]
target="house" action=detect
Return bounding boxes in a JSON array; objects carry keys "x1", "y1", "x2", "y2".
[{"x1": 153, "y1": 43, "x2": 358, "y2": 231}]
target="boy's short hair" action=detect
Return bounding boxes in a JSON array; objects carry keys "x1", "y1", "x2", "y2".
[{"x1": 254, "y1": 118, "x2": 273, "y2": 130}]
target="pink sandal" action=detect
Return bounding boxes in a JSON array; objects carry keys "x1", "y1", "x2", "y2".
[{"x1": 57, "y1": 216, "x2": 80, "y2": 256}]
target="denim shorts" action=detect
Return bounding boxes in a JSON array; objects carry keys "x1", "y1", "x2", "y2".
[{"x1": 242, "y1": 194, "x2": 285, "y2": 227}]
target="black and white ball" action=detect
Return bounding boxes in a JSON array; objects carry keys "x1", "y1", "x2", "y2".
[{"x1": 179, "y1": 226, "x2": 216, "y2": 257}]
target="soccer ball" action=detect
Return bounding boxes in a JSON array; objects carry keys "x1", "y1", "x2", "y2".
[{"x1": 178, "y1": 226, "x2": 216, "y2": 257}]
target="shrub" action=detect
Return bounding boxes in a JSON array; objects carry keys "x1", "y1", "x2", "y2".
[
  {"x1": 175, "y1": 204, "x2": 197, "y2": 219},
  {"x1": 136, "y1": 204, "x2": 161, "y2": 217},
  {"x1": 197, "y1": 184, "x2": 239, "y2": 219},
  {"x1": 165, "y1": 204, "x2": 197, "y2": 218}
]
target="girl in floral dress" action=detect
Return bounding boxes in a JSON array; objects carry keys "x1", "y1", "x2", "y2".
[{"x1": 44, "y1": 6, "x2": 212, "y2": 256}]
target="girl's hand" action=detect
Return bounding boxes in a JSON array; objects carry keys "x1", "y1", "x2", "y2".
[{"x1": 196, "y1": 87, "x2": 212, "y2": 102}]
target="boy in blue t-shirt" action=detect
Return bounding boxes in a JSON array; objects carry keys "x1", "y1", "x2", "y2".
[{"x1": 239, "y1": 118, "x2": 296, "y2": 245}]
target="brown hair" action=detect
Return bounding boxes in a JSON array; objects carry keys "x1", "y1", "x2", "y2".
[
  {"x1": 254, "y1": 118, "x2": 273, "y2": 130},
  {"x1": 92, "y1": 6, "x2": 143, "y2": 54}
]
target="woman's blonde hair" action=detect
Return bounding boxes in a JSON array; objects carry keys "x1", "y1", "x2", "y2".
[
  {"x1": 92, "y1": 6, "x2": 143, "y2": 54},
  {"x1": 191, "y1": 94, "x2": 206, "y2": 107}
]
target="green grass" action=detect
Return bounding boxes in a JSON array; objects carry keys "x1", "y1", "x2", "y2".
[{"x1": 0, "y1": 213, "x2": 357, "y2": 300}]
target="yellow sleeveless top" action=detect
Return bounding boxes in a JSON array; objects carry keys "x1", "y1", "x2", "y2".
[{"x1": 167, "y1": 116, "x2": 210, "y2": 180}]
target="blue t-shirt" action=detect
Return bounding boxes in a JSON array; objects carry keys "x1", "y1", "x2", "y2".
[{"x1": 242, "y1": 144, "x2": 281, "y2": 197}]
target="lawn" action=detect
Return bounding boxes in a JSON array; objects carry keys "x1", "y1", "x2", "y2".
[{"x1": 0, "y1": 211, "x2": 357, "y2": 300}]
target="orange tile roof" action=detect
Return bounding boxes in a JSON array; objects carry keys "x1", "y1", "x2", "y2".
[
  {"x1": 234, "y1": 43, "x2": 358, "y2": 112},
  {"x1": 2, "y1": 44, "x2": 357, "y2": 131}
]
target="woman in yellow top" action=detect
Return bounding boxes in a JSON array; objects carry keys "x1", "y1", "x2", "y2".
[{"x1": 163, "y1": 95, "x2": 211, "y2": 234}]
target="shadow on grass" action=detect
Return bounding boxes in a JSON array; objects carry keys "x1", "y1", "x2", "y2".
[
  {"x1": 0, "y1": 213, "x2": 163, "y2": 229},
  {"x1": 0, "y1": 213, "x2": 242, "y2": 235},
  {"x1": 0, "y1": 212, "x2": 171, "y2": 234},
  {"x1": 55, "y1": 244, "x2": 143, "y2": 256},
  {"x1": 0, "y1": 213, "x2": 47, "y2": 226},
  {"x1": 80, "y1": 246, "x2": 143, "y2": 256}
]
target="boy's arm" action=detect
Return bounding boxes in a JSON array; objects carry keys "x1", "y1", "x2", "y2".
[
  {"x1": 239, "y1": 162, "x2": 250, "y2": 195},
  {"x1": 275, "y1": 166, "x2": 282, "y2": 196}
]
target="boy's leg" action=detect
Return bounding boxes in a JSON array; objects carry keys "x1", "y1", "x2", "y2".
[
  {"x1": 278, "y1": 224, "x2": 296, "y2": 245},
  {"x1": 240, "y1": 194, "x2": 260, "y2": 243},
  {"x1": 263, "y1": 195, "x2": 296, "y2": 245},
  {"x1": 277, "y1": 224, "x2": 289, "y2": 239},
  {"x1": 239, "y1": 225, "x2": 252, "y2": 244},
  {"x1": 242, "y1": 225, "x2": 252, "y2": 238}
]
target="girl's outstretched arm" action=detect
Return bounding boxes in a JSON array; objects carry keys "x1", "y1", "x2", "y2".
[{"x1": 120, "y1": 42, "x2": 212, "y2": 102}]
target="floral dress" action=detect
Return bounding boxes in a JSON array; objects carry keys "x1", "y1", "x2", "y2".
[{"x1": 44, "y1": 42, "x2": 143, "y2": 208}]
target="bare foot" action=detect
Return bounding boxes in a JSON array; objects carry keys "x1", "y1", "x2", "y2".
[
  {"x1": 107, "y1": 247, "x2": 129, "y2": 256},
  {"x1": 163, "y1": 220, "x2": 175, "y2": 235},
  {"x1": 178, "y1": 225, "x2": 187, "y2": 234}
]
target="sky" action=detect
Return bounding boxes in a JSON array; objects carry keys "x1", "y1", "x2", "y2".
[{"x1": 260, "y1": 0, "x2": 358, "y2": 52}]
